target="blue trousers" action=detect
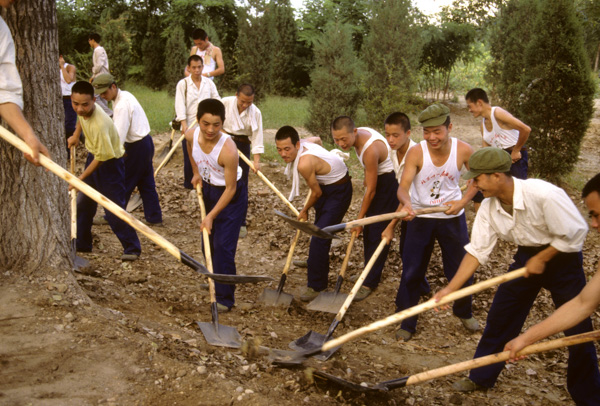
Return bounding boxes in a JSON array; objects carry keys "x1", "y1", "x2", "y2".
[
  {"x1": 469, "y1": 247, "x2": 600, "y2": 405},
  {"x1": 307, "y1": 178, "x2": 353, "y2": 291},
  {"x1": 396, "y1": 214, "x2": 472, "y2": 333},
  {"x1": 473, "y1": 148, "x2": 528, "y2": 203},
  {"x1": 363, "y1": 171, "x2": 399, "y2": 289},
  {"x1": 232, "y1": 138, "x2": 251, "y2": 227},
  {"x1": 399, "y1": 220, "x2": 430, "y2": 295},
  {"x1": 77, "y1": 153, "x2": 141, "y2": 255},
  {"x1": 124, "y1": 135, "x2": 162, "y2": 224},
  {"x1": 201, "y1": 179, "x2": 248, "y2": 309},
  {"x1": 182, "y1": 140, "x2": 193, "y2": 189},
  {"x1": 63, "y1": 97, "x2": 77, "y2": 138}
]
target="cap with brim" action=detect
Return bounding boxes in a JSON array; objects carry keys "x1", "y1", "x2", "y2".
[
  {"x1": 418, "y1": 103, "x2": 450, "y2": 127},
  {"x1": 463, "y1": 147, "x2": 512, "y2": 180},
  {"x1": 92, "y1": 73, "x2": 115, "y2": 94}
]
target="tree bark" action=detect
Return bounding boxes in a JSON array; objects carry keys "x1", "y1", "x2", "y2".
[{"x1": 0, "y1": 0, "x2": 71, "y2": 274}]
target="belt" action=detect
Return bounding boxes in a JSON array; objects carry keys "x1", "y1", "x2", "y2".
[
  {"x1": 62, "y1": 95, "x2": 71, "y2": 99},
  {"x1": 504, "y1": 146, "x2": 527, "y2": 153},
  {"x1": 330, "y1": 172, "x2": 351, "y2": 185},
  {"x1": 231, "y1": 135, "x2": 251, "y2": 145}
]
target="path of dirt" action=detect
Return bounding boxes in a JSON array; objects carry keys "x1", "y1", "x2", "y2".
[{"x1": 1, "y1": 100, "x2": 599, "y2": 405}]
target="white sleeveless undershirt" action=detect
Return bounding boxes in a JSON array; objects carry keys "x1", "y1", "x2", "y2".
[
  {"x1": 192, "y1": 128, "x2": 242, "y2": 186},
  {"x1": 299, "y1": 141, "x2": 348, "y2": 185},
  {"x1": 482, "y1": 106, "x2": 520, "y2": 149},
  {"x1": 195, "y1": 47, "x2": 216, "y2": 81},
  {"x1": 357, "y1": 127, "x2": 394, "y2": 175},
  {"x1": 60, "y1": 63, "x2": 74, "y2": 96},
  {"x1": 410, "y1": 138, "x2": 463, "y2": 218}
]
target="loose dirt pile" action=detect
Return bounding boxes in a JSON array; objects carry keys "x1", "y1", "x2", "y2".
[{"x1": 0, "y1": 101, "x2": 599, "y2": 406}]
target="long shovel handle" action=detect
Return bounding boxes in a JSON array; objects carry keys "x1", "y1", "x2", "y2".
[
  {"x1": 154, "y1": 120, "x2": 197, "y2": 177},
  {"x1": 0, "y1": 125, "x2": 269, "y2": 284},
  {"x1": 338, "y1": 230, "x2": 358, "y2": 280},
  {"x1": 379, "y1": 329, "x2": 600, "y2": 390},
  {"x1": 196, "y1": 184, "x2": 217, "y2": 303},
  {"x1": 321, "y1": 267, "x2": 527, "y2": 352},
  {"x1": 281, "y1": 192, "x2": 312, "y2": 278},
  {"x1": 237, "y1": 150, "x2": 299, "y2": 216},
  {"x1": 70, "y1": 146, "x2": 77, "y2": 240}
]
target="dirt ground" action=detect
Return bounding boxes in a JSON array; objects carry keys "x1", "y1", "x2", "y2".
[{"x1": 1, "y1": 100, "x2": 599, "y2": 406}]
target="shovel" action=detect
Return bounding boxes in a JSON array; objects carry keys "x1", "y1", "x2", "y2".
[
  {"x1": 312, "y1": 329, "x2": 600, "y2": 393},
  {"x1": 69, "y1": 146, "x2": 90, "y2": 271},
  {"x1": 126, "y1": 189, "x2": 143, "y2": 212},
  {"x1": 307, "y1": 230, "x2": 358, "y2": 313},
  {"x1": 259, "y1": 193, "x2": 311, "y2": 307},
  {"x1": 288, "y1": 238, "x2": 390, "y2": 361},
  {"x1": 195, "y1": 184, "x2": 242, "y2": 348},
  {"x1": 0, "y1": 126, "x2": 271, "y2": 285},
  {"x1": 276, "y1": 207, "x2": 449, "y2": 239},
  {"x1": 270, "y1": 267, "x2": 528, "y2": 366},
  {"x1": 154, "y1": 120, "x2": 197, "y2": 178},
  {"x1": 156, "y1": 127, "x2": 175, "y2": 161}
]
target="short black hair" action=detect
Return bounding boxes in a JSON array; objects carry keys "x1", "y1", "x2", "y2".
[
  {"x1": 88, "y1": 33, "x2": 101, "y2": 43},
  {"x1": 275, "y1": 126, "x2": 299, "y2": 145},
  {"x1": 237, "y1": 84, "x2": 255, "y2": 97},
  {"x1": 72, "y1": 81, "x2": 95, "y2": 98},
  {"x1": 188, "y1": 55, "x2": 203, "y2": 66},
  {"x1": 192, "y1": 28, "x2": 208, "y2": 41},
  {"x1": 582, "y1": 173, "x2": 600, "y2": 198},
  {"x1": 197, "y1": 98, "x2": 225, "y2": 123},
  {"x1": 331, "y1": 116, "x2": 355, "y2": 132},
  {"x1": 465, "y1": 88, "x2": 489, "y2": 104},
  {"x1": 384, "y1": 112, "x2": 411, "y2": 132},
  {"x1": 442, "y1": 116, "x2": 451, "y2": 128}
]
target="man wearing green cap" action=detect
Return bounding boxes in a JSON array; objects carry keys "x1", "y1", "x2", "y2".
[
  {"x1": 384, "y1": 103, "x2": 478, "y2": 342},
  {"x1": 433, "y1": 148, "x2": 600, "y2": 403},
  {"x1": 93, "y1": 73, "x2": 163, "y2": 226}
]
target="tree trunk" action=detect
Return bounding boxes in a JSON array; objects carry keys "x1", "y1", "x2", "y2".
[
  {"x1": 0, "y1": 0, "x2": 71, "y2": 275},
  {"x1": 594, "y1": 42, "x2": 600, "y2": 73}
]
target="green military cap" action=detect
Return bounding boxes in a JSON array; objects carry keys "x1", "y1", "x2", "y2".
[
  {"x1": 463, "y1": 147, "x2": 512, "y2": 180},
  {"x1": 92, "y1": 73, "x2": 115, "y2": 94},
  {"x1": 418, "y1": 103, "x2": 450, "y2": 127}
]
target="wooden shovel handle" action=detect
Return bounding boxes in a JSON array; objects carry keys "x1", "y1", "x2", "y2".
[
  {"x1": 154, "y1": 120, "x2": 196, "y2": 177},
  {"x1": 196, "y1": 184, "x2": 216, "y2": 303},
  {"x1": 322, "y1": 267, "x2": 527, "y2": 352},
  {"x1": 343, "y1": 207, "x2": 449, "y2": 231},
  {"x1": 405, "y1": 329, "x2": 600, "y2": 387},
  {"x1": 70, "y1": 146, "x2": 77, "y2": 240},
  {"x1": 334, "y1": 238, "x2": 389, "y2": 322},
  {"x1": 237, "y1": 149, "x2": 299, "y2": 216},
  {"x1": 338, "y1": 230, "x2": 358, "y2": 279},
  {"x1": 281, "y1": 192, "x2": 311, "y2": 276}
]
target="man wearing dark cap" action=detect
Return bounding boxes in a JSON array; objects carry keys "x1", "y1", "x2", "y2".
[
  {"x1": 384, "y1": 103, "x2": 478, "y2": 342},
  {"x1": 433, "y1": 148, "x2": 600, "y2": 404},
  {"x1": 93, "y1": 73, "x2": 163, "y2": 226}
]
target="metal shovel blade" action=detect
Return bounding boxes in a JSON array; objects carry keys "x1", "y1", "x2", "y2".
[
  {"x1": 196, "y1": 303, "x2": 241, "y2": 348},
  {"x1": 288, "y1": 330, "x2": 340, "y2": 361},
  {"x1": 126, "y1": 192, "x2": 143, "y2": 212},
  {"x1": 307, "y1": 291, "x2": 348, "y2": 314},
  {"x1": 259, "y1": 288, "x2": 294, "y2": 307},
  {"x1": 274, "y1": 210, "x2": 335, "y2": 239},
  {"x1": 313, "y1": 371, "x2": 379, "y2": 393},
  {"x1": 156, "y1": 139, "x2": 172, "y2": 161},
  {"x1": 71, "y1": 239, "x2": 91, "y2": 271}
]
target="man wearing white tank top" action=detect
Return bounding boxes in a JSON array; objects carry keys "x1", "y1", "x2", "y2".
[
  {"x1": 185, "y1": 99, "x2": 246, "y2": 312},
  {"x1": 275, "y1": 126, "x2": 353, "y2": 301},
  {"x1": 184, "y1": 28, "x2": 225, "y2": 81},
  {"x1": 385, "y1": 104, "x2": 479, "y2": 342},
  {"x1": 331, "y1": 116, "x2": 399, "y2": 301},
  {"x1": 60, "y1": 53, "x2": 77, "y2": 153},
  {"x1": 465, "y1": 88, "x2": 531, "y2": 211}
]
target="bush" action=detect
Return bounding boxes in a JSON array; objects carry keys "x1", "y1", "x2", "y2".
[
  {"x1": 141, "y1": 17, "x2": 166, "y2": 90},
  {"x1": 163, "y1": 25, "x2": 188, "y2": 96},
  {"x1": 100, "y1": 14, "x2": 131, "y2": 83}
]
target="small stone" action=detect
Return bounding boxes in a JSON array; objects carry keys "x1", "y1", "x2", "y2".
[
  {"x1": 406, "y1": 397, "x2": 415, "y2": 405},
  {"x1": 54, "y1": 324, "x2": 64, "y2": 332},
  {"x1": 176, "y1": 369, "x2": 187, "y2": 378},
  {"x1": 52, "y1": 294, "x2": 62, "y2": 301},
  {"x1": 244, "y1": 389, "x2": 254, "y2": 394},
  {"x1": 526, "y1": 368, "x2": 537, "y2": 376},
  {"x1": 303, "y1": 396, "x2": 310, "y2": 403},
  {"x1": 56, "y1": 283, "x2": 68, "y2": 293},
  {"x1": 64, "y1": 312, "x2": 75, "y2": 322},
  {"x1": 196, "y1": 366, "x2": 207, "y2": 374},
  {"x1": 237, "y1": 395, "x2": 243, "y2": 401},
  {"x1": 236, "y1": 386, "x2": 244, "y2": 393},
  {"x1": 270, "y1": 331, "x2": 278, "y2": 339}
]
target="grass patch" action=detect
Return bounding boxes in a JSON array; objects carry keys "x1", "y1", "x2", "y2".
[
  {"x1": 256, "y1": 96, "x2": 309, "y2": 129},
  {"x1": 123, "y1": 82, "x2": 173, "y2": 134}
]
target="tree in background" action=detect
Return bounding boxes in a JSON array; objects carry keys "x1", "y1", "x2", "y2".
[
  {"x1": 362, "y1": 0, "x2": 423, "y2": 127},
  {"x1": 164, "y1": 25, "x2": 188, "y2": 96},
  {"x1": 576, "y1": 0, "x2": 600, "y2": 72},
  {"x1": 141, "y1": 16, "x2": 165, "y2": 90},
  {"x1": 268, "y1": 0, "x2": 300, "y2": 96},
  {"x1": 517, "y1": 0, "x2": 594, "y2": 180},
  {"x1": 306, "y1": 22, "x2": 362, "y2": 139},
  {"x1": 99, "y1": 12, "x2": 131, "y2": 83}
]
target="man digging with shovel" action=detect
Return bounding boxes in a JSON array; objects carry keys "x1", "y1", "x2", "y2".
[
  {"x1": 433, "y1": 148, "x2": 600, "y2": 404},
  {"x1": 275, "y1": 126, "x2": 352, "y2": 302}
]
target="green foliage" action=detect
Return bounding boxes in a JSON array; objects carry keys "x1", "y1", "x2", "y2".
[
  {"x1": 576, "y1": 0, "x2": 600, "y2": 72},
  {"x1": 362, "y1": 0, "x2": 424, "y2": 126},
  {"x1": 446, "y1": 45, "x2": 492, "y2": 94},
  {"x1": 305, "y1": 22, "x2": 362, "y2": 140},
  {"x1": 163, "y1": 25, "x2": 188, "y2": 96},
  {"x1": 99, "y1": 14, "x2": 132, "y2": 83},
  {"x1": 268, "y1": 0, "x2": 300, "y2": 96},
  {"x1": 141, "y1": 16, "x2": 166, "y2": 89},
  {"x1": 518, "y1": 0, "x2": 595, "y2": 180}
]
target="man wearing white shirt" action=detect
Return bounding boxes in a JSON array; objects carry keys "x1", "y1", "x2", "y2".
[
  {"x1": 93, "y1": 73, "x2": 162, "y2": 225},
  {"x1": 433, "y1": 148, "x2": 600, "y2": 404},
  {"x1": 88, "y1": 33, "x2": 112, "y2": 117},
  {"x1": 222, "y1": 84, "x2": 263, "y2": 238},
  {"x1": 175, "y1": 55, "x2": 220, "y2": 189}
]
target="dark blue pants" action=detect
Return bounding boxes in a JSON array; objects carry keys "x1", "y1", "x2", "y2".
[
  {"x1": 77, "y1": 153, "x2": 141, "y2": 256},
  {"x1": 202, "y1": 179, "x2": 248, "y2": 309},
  {"x1": 124, "y1": 135, "x2": 162, "y2": 224},
  {"x1": 396, "y1": 214, "x2": 472, "y2": 333},
  {"x1": 469, "y1": 247, "x2": 600, "y2": 405},
  {"x1": 182, "y1": 140, "x2": 193, "y2": 189},
  {"x1": 307, "y1": 178, "x2": 353, "y2": 291},
  {"x1": 399, "y1": 220, "x2": 430, "y2": 295},
  {"x1": 63, "y1": 97, "x2": 78, "y2": 154},
  {"x1": 473, "y1": 148, "x2": 528, "y2": 203},
  {"x1": 363, "y1": 171, "x2": 399, "y2": 289},
  {"x1": 232, "y1": 138, "x2": 251, "y2": 227}
]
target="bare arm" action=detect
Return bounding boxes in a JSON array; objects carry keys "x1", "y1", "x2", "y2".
[
  {"x1": 204, "y1": 47, "x2": 225, "y2": 78},
  {"x1": 185, "y1": 128, "x2": 200, "y2": 187},
  {"x1": 296, "y1": 155, "x2": 322, "y2": 221},
  {"x1": 495, "y1": 107, "x2": 531, "y2": 162},
  {"x1": 303, "y1": 136, "x2": 322, "y2": 145},
  {"x1": 445, "y1": 141, "x2": 477, "y2": 215},
  {"x1": 0, "y1": 102, "x2": 49, "y2": 165},
  {"x1": 67, "y1": 121, "x2": 82, "y2": 148}
]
